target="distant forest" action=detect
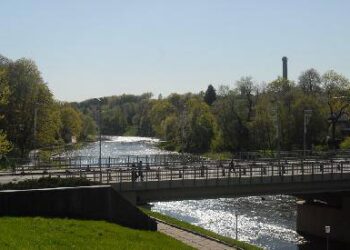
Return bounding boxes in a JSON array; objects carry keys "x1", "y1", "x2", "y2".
[
  {"x1": 1, "y1": 54, "x2": 350, "y2": 157},
  {"x1": 75, "y1": 68, "x2": 350, "y2": 154}
]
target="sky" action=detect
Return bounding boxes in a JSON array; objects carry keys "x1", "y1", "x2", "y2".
[{"x1": 1, "y1": 0, "x2": 350, "y2": 102}]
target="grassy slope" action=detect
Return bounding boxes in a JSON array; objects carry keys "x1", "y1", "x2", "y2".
[
  {"x1": 0, "y1": 217, "x2": 193, "y2": 250},
  {"x1": 141, "y1": 208, "x2": 262, "y2": 250}
]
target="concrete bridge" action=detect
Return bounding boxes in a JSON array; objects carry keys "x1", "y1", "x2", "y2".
[
  {"x1": 107, "y1": 158, "x2": 350, "y2": 245},
  {"x1": 2, "y1": 156, "x2": 350, "y2": 244},
  {"x1": 107, "y1": 159, "x2": 350, "y2": 204}
]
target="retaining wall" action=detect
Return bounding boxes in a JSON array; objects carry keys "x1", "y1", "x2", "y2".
[{"x1": 0, "y1": 185, "x2": 156, "y2": 231}]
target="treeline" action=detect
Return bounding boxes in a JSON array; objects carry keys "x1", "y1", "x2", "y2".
[
  {"x1": 1, "y1": 54, "x2": 350, "y2": 157},
  {"x1": 78, "y1": 69, "x2": 350, "y2": 154},
  {"x1": 0, "y1": 55, "x2": 96, "y2": 157}
]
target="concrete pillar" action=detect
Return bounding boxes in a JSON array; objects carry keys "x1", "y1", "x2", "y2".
[{"x1": 297, "y1": 196, "x2": 350, "y2": 244}]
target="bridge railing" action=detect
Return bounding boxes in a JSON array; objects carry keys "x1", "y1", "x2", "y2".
[
  {"x1": 233, "y1": 149, "x2": 350, "y2": 160},
  {"x1": 2, "y1": 157, "x2": 350, "y2": 188},
  {"x1": 108, "y1": 159, "x2": 350, "y2": 189},
  {"x1": 0, "y1": 154, "x2": 205, "y2": 171}
]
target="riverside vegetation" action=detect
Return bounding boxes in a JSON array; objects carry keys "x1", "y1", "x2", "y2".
[{"x1": 1, "y1": 54, "x2": 350, "y2": 159}]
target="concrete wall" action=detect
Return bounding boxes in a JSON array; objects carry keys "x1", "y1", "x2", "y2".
[
  {"x1": 0, "y1": 185, "x2": 156, "y2": 231},
  {"x1": 297, "y1": 196, "x2": 350, "y2": 243},
  {"x1": 113, "y1": 177, "x2": 350, "y2": 204}
]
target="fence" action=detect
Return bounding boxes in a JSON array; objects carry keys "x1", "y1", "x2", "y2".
[{"x1": 2, "y1": 158, "x2": 350, "y2": 190}]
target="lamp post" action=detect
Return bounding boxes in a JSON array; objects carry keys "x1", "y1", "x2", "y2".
[
  {"x1": 325, "y1": 225, "x2": 330, "y2": 250},
  {"x1": 235, "y1": 213, "x2": 238, "y2": 240},
  {"x1": 95, "y1": 98, "x2": 102, "y2": 183},
  {"x1": 272, "y1": 101, "x2": 280, "y2": 165},
  {"x1": 303, "y1": 110, "x2": 312, "y2": 157}
]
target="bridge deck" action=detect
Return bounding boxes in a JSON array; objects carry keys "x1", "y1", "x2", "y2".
[{"x1": 1, "y1": 159, "x2": 350, "y2": 201}]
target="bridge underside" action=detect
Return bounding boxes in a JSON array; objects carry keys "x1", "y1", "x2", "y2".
[
  {"x1": 112, "y1": 173, "x2": 350, "y2": 204},
  {"x1": 112, "y1": 173, "x2": 350, "y2": 244}
]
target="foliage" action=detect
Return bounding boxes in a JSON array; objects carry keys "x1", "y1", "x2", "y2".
[
  {"x1": 2, "y1": 53, "x2": 350, "y2": 156},
  {"x1": 75, "y1": 69, "x2": 350, "y2": 154},
  {"x1": 203, "y1": 84, "x2": 217, "y2": 105},
  {"x1": 0, "y1": 217, "x2": 193, "y2": 249},
  {"x1": 340, "y1": 137, "x2": 350, "y2": 149},
  {"x1": 0, "y1": 61, "x2": 12, "y2": 155},
  {"x1": 0, "y1": 132, "x2": 12, "y2": 155},
  {"x1": 0, "y1": 177, "x2": 98, "y2": 190},
  {"x1": 59, "y1": 104, "x2": 83, "y2": 143},
  {"x1": 322, "y1": 70, "x2": 350, "y2": 148},
  {"x1": 79, "y1": 113, "x2": 97, "y2": 140},
  {"x1": 298, "y1": 68, "x2": 321, "y2": 94}
]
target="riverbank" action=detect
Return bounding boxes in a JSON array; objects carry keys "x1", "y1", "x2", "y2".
[{"x1": 141, "y1": 207, "x2": 262, "y2": 250}]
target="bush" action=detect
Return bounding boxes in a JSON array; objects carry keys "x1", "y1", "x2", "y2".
[
  {"x1": 0, "y1": 177, "x2": 98, "y2": 191},
  {"x1": 340, "y1": 137, "x2": 350, "y2": 149}
]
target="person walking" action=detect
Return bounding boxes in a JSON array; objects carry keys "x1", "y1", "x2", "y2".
[
  {"x1": 131, "y1": 163, "x2": 137, "y2": 182},
  {"x1": 138, "y1": 161, "x2": 144, "y2": 181}
]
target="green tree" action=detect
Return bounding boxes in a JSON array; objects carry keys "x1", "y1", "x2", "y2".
[
  {"x1": 298, "y1": 68, "x2": 321, "y2": 94},
  {"x1": 183, "y1": 98, "x2": 216, "y2": 153},
  {"x1": 60, "y1": 105, "x2": 83, "y2": 143},
  {"x1": 4, "y1": 58, "x2": 59, "y2": 155},
  {"x1": 80, "y1": 114, "x2": 97, "y2": 141},
  {"x1": 0, "y1": 63, "x2": 11, "y2": 155},
  {"x1": 236, "y1": 76, "x2": 257, "y2": 122},
  {"x1": 204, "y1": 84, "x2": 217, "y2": 106},
  {"x1": 249, "y1": 95, "x2": 275, "y2": 150},
  {"x1": 213, "y1": 87, "x2": 250, "y2": 152},
  {"x1": 322, "y1": 70, "x2": 350, "y2": 148}
]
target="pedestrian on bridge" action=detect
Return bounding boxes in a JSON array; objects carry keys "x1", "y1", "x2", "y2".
[
  {"x1": 219, "y1": 161, "x2": 225, "y2": 176},
  {"x1": 131, "y1": 163, "x2": 137, "y2": 182},
  {"x1": 138, "y1": 161, "x2": 144, "y2": 181},
  {"x1": 229, "y1": 159, "x2": 235, "y2": 174}
]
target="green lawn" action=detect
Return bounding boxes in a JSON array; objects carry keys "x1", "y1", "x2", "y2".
[
  {"x1": 141, "y1": 208, "x2": 262, "y2": 250},
  {"x1": 0, "y1": 217, "x2": 194, "y2": 250}
]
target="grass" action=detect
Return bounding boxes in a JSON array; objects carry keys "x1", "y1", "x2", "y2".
[
  {"x1": 140, "y1": 208, "x2": 262, "y2": 250},
  {"x1": 0, "y1": 217, "x2": 194, "y2": 250}
]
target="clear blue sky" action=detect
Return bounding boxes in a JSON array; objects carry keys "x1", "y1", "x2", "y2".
[{"x1": 1, "y1": 0, "x2": 349, "y2": 102}]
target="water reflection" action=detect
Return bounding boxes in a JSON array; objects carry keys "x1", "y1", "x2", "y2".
[
  {"x1": 151, "y1": 196, "x2": 303, "y2": 249},
  {"x1": 64, "y1": 136, "x2": 171, "y2": 157}
]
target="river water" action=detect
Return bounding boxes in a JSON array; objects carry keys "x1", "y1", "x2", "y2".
[{"x1": 68, "y1": 136, "x2": 324, "y2": 250}]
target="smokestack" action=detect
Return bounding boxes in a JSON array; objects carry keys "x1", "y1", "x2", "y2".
[{"x1": 282, "y1": 56, "x2": 288, "y2": 80}]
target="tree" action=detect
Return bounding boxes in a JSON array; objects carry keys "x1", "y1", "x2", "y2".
[
  {"x1": 236, "y1": 76, "x2": 257, "y2": 122},
  {"x1": 182, "y1": 98, "x2": 216, "y2": 153},
  {"x1": 5, "y1": 58, "x2": 44, "y2": 155},
  {"x1": 204, "y1": 84, "x2": 217, "y2": 106},
  {"x1": 80, "y1": 114, "x2": 97, "y2": 140},
  {"x1": 60, "y1": 105, "x2": 83, "y2": 143},
  {"x1": 213, "y1": 89, "x2": 249, "y2": 151},
  {"x1": 322, "y1": 70, "x2": 350, "y2": 148},
  {"x1": 298, "y1": 68, "x2": 321, "y2": 94},
  {"x1": 3, "y1": 58, "x2": 62, "y2": 155},
  {"x1": 249, "y1": 95, "x2": 275, "y2": 150},
  {"x1": 0, "y1": 62, "x2": 11, "y2": 155},
  {"x1": 149, "y1": 100, "x2": 176, "y2": 137}
]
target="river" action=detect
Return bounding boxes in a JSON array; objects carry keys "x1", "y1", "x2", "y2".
[{"x1": 67, "y1": 136, "x2": 328, "y2": 250}]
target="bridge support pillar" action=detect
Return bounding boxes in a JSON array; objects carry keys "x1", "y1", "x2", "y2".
[{"x1": 297, "y1": 194, "x2": 350, "y2": 244}]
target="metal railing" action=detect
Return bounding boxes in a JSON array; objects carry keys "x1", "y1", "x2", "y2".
[{"x1": 2, "y1": 158, "x2": 350, "y2": 191}]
